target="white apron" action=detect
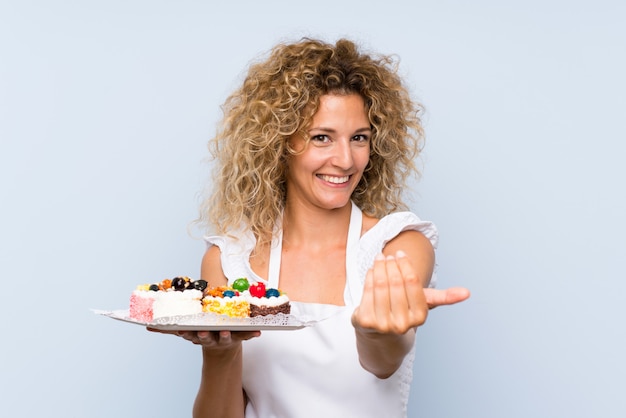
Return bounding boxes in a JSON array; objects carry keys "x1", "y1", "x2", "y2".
[{"x1": 206, "y1": 203, "x2": 438, "y2": 418}]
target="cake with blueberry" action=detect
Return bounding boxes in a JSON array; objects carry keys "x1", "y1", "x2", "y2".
[
  {"x1": 202, "y1": 278, "x2": 291, "y2": 318},
  {"x1": 129, "y1": 276, "x2": 207, "y2": 322},
  {"x1": 202, "y1": 285, "x2": 251, "y2": 318}
]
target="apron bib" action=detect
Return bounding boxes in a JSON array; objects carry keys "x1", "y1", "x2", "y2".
[{"x1": 242, "y1": 203, "x2": 406, "y2": 417}]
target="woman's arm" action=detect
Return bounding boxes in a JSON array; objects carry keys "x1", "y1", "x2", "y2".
[
  {"x1": 190, "y1": 245, "x2": 257, "y2": 418},
  {"x1": 193, "y1": 340, "x2": 246, "y2": 418},
  {"x1": 352, "y1": 230, "x2": 469, "y2": 379}
]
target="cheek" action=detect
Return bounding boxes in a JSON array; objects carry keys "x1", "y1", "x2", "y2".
[
  {"x1": 286, "y1": 153, "x2": 314, "y2": 181},
  {"x1": 292, "y1": 150, "x2": 323, "y2": 171},
  {"x1": 356, "y1": 148, "x2": 371, "y2": 170}
]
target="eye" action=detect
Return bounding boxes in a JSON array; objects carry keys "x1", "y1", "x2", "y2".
[
  {"x1": 352, "y1": 134, "x2": 369, "y2": 142},
  {"x1": 311, "y1": 134, "x2": 330, "y2": 143}
]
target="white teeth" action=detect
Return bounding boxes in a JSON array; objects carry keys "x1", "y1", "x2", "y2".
[{"x1": 320, "y1": 175, "x2": 349, "y2": 184}]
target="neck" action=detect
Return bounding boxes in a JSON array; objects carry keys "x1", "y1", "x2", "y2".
[{"x1": 281, "y1": 201, "x2": 352, "y2": 249}]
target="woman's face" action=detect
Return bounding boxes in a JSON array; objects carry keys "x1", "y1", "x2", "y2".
[{"x1": 286, "y1": 93, "x2": 371, "y2": 211}]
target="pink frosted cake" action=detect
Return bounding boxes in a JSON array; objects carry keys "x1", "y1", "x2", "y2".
[{"x1": 129, "y1": 276, "x2": 206, "y2": 322}]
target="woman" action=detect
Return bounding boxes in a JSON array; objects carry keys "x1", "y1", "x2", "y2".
[{"x1": 184, "y1": 38, "x2": 469, "y2": 417}]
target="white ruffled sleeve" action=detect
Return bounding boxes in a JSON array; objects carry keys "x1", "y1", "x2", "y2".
[{"x1": 204, "y1": 230, "x2": 262, "y2": 285}]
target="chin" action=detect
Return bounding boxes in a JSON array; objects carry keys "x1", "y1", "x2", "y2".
[{"x1": 316, "y1": 197, "x2": 352, "y2": 210}]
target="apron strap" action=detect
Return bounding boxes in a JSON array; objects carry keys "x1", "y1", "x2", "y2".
[
  {"x1": 344, "y1": 202, "x2": 362, "y2": 306},
  {"x1": 268, "y1": 219, "x2": 282, "y2": 289}
]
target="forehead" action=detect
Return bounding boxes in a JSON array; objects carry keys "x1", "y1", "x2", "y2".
[{"x1": 309, "y1": 94, "x2": 369, "y2": 124}]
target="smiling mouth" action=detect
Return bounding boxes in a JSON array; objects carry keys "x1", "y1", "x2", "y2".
[{"x1": 319, "y1": 174, "x2": 350, "y2": 184}]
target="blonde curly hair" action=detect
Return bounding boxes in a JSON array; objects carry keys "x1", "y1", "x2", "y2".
[{"x1": 197, "y1": 38, "x2": 425, "y2": 246}]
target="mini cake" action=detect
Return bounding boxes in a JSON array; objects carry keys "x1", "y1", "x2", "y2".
[
  {"x1": 246, "y1": 281, "x2": 291, "y2": 317},
  {"x1": 202, "y1": 278, "x2": 291, "y2": 318},
  {"x1": 129, "y1": 276, "x2": 206, "y2": 322}
]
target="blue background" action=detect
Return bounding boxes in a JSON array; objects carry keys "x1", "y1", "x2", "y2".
[{"x1": 1, "y1": 1, "x2": 625, "y2": 417}]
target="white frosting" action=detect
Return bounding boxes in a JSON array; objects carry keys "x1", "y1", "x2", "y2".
[
  {"x1": 248, "y1": 295, "x2": 290, "y2": 307},
  {"x1": 236, "y1": 290, "x2": 289, "y2": 307},
  {"x1": 132, "y1": 289, "x2": 203, "y2": 319}
]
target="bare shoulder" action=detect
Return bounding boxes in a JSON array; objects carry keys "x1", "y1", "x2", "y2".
[
  {"x1": 384, "y1": 229, "x2": 434, "y2": 254},
  {"x1": 200, "y1": 245, "x2": 228, "y2": 287},
  {"x1": 361, "y1": 213, "x2": 433, "y2": 252}
]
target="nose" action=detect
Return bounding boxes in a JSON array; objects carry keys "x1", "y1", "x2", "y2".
[{"x1": 331, "y1": 139, "x2": 354, "y2": 169}]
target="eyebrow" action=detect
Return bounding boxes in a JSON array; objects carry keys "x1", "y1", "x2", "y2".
[{"x1": 308, "y1": 126, "x2": 372, "y2": 134}]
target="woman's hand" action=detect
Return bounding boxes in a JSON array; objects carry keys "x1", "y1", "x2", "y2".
[
  {"x1": 147, "y1": 328, "x2": 261, "y2": 350},
  {"x1": 352, "y1": 250, "x2": 471, "y2": 334},
  {"x1": 352, "y1": 250, "x2": 428, "y2": 335}
]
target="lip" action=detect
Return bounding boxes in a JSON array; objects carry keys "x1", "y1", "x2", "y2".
[{"x1": 317, "y1": 174, "x2": 351, "y2": 185}]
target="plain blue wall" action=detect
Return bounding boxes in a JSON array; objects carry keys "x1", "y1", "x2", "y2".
[{"x1": 1, "y1": 1, "x2": 625, "y2": 417}]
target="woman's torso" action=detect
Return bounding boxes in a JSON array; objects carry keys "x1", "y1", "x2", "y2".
[{"x1": 205, "y1": 204, "x2": 438, "y2": 417}]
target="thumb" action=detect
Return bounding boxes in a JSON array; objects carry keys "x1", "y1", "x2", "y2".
[{"x1": 424, "y1": 287, "x2": 471, "y2": 309}]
